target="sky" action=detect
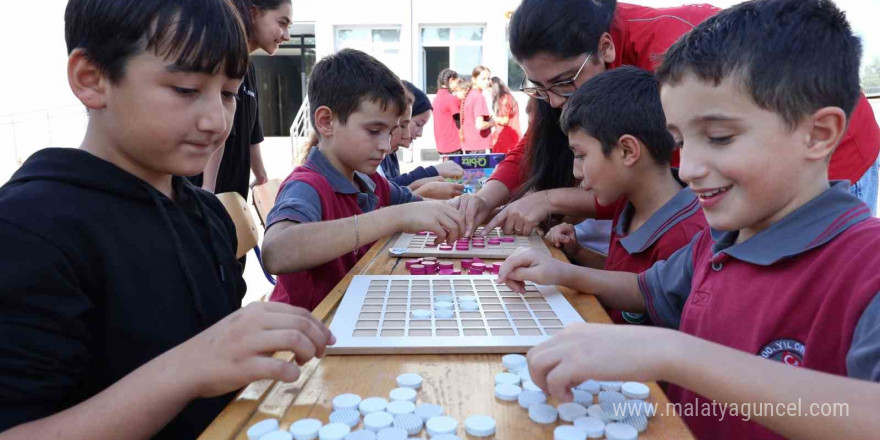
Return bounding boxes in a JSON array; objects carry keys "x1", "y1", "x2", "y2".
[{"x1": 0, "y1": 0, "x2": 878, "y2": 118}]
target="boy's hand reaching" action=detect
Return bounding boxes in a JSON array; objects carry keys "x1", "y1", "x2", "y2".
[
  {"x1": 497, "y1": 248, "x2": 571, "y2": 293},
  {"x1": 399, "y1": 200, "x2": 465, "y2": 244},
  {"x1": 527, "y1": 323, "x2": 676, "y2": 402},
  {"x1": 544, "y1": 222, "x2": 582, "y2": 256},
  {"x1": 433, "y1": 160, "x2": 464, "y2": 179},
  {"x1": 172, "y1": 301, "x2": 335, "y2": 399},
  {"x1": 414, "y1": 181, "x2": 465, "y2": 200}
]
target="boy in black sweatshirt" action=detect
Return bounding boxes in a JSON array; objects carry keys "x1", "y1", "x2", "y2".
[{"x1": 0, "y1": 1, "x2": 333, "y2": 439}]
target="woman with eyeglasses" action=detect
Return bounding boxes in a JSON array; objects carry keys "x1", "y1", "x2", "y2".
[
  {"x1": 457, "y1": 0, "x2": 880, "y2": 237},
  {"x1": 453, "y1": 0, "x2": 720, "y2": 238}
]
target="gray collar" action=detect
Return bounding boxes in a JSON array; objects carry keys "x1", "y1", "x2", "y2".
[
  {"x1": 614, "y1": 186, "x2": 701, "y2": 254},
  {"x1": 305, "y1": 148, "x2": 377, "y2": 195},
  {"x1": 709, "y1": 181, "x2": 872, "y2": 265}
]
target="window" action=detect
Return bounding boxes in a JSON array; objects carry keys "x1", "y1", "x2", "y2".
[
  {"x1": 421, "y1": 25, "x2": 485, "y2": 93},
  {"x1": 335, "y1": 27, "x2": 404, "y2": 76}
]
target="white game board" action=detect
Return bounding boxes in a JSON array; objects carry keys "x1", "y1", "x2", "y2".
[{"x1": 327, "y1": 275, "x2": 585, "y2": 354}]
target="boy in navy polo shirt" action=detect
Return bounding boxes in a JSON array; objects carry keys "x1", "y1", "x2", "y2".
[
  {"x1": 262, "y1": 49, "x2": 465, "y2": 310},
  {"x1": 544, "y1": 66, "x2": 706, "y2": 325},
  {"x1": 499, "y1": 1, "x2": 880, "y2": 439}
]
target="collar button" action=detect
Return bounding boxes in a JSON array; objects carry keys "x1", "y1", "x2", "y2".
[{"x1": 711, "y1": 262, "x2": 724, "y2": 272}]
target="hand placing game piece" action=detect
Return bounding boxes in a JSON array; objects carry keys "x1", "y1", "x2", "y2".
[
  {"x1": 166, "y1": 301, "x2": 334, "y2": 399},
  {"x1": 450, "y1": 193, "x2": 492, "y2": 237},
  {"x1": 497, "y1": 248, "x2": 570, "y2": 293},
  {"x1": 483, "y1": 190, "x2": 550, "y2": 236},
  {"x1": 526, "y1": 322, "x2": 679, "y2": 402}
]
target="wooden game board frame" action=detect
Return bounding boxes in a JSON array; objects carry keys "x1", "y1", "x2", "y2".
[
  {"x1": 327, "y1": 275, "x2": 585, "y2": 355},
  {"x1": 388, "y1": 230, "x2": 550, "y2": 259}
]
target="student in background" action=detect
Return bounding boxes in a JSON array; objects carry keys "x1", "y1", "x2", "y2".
[
  {"x1": 462, "y1": 66, "x2": 495, "y2": 152},
  {"x1": 191, "y1": 0, "x2": 294, "y2": 198},
  {"x1": 381, "y1": 82, "x2": 464, "y2": 200},
  {"x1": 489, "y1": 76, "x2": 522, "y2": 154},
  {"x1": 432, "y1": 68, "x2": 463, "y2": 155}
]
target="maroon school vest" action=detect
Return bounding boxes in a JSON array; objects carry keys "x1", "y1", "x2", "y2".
[
  {"x1": 269, "y1": 165, "x2": 391, "y2": 310},
  {"x1": 668, "y1": 215, "x2": 880, "y2": 440}
]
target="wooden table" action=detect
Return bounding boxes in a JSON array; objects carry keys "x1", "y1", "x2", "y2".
[{"x1": 199, "y1": 235, "x2": 694, "y2": 439}]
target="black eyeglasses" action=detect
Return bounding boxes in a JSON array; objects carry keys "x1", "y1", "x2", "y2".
[{"x1": 519, "y1": 52, "x2": 593, "y2": 100}]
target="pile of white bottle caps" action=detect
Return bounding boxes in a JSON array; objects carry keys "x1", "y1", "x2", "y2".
[
  {"x1": 496, "y1": 353, "x2": 655, "y2": 440},
  {"x1": 245, "y1": 372, "x2": 497, "y2": 440}
]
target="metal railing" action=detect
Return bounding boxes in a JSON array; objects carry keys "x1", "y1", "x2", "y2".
[{"x1": 288, "y1": 96, "x2": 313, "y2": 165}]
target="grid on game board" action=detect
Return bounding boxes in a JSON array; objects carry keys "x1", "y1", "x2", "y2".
[
  {"x1": 410, "y1": 227, "x2": 530, "y2": 250},
  {"x1": 351, "y1": 278, "x2": 566, "y2": 338}
]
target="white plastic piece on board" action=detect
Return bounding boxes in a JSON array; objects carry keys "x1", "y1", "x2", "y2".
[
  {"x1": 318, "y1": 423, "x2": 351, "y2": 440},
  {"x1": 494, "y1": 383, "x2": 522, "y2": 401},
  {"x1": 464, "y1": 415, "x2": 496, "y2": 437},
  {"x1": 386, "y1": 400, "x2": 416, "y2": 416},
  {"x1": 574, "y1": 416, "x2": 607, "y2": 439},
  {"x1": 425, "y1": 415, "x2": 458, "y2": 437},
  {"x1": 290, "y1": 418, "x2": 323, "y2": 440},
  {"x1": 502, "y1": 354, "x2": 527, "y2": 372},
  {"x1": 333, "y1": 394, "x2": 363, "y2": 411},
  {"x1": 621, "y1": 382, "x2": 650, "y2": 400},
  {"x1": 389, "y1": 387, "x2": 418, "y2": 403},
  {"x1": 248, "y1": 419, "x2": 280, "y2": 440},
  {"x1": 396, "y1": 373, "x2": 423, "y2": 390},
  {"x1": 363, "y1": 412, "x2": 394, "y2": 432},
  {"x1": 528, "y1": 403, "x2": 559, "y2": 424},
  {"x1": 413, "y1": 403, "x2": 444, "y2": 422},
  {"x1": 604, "y1": 422, "x2": 639, "y2": 440},
  {"x1": 558, "y1": 402, "x2": 588, "y2": 422},
  {"x1": 553, "y1": 425, "x2": 587, "y2": 440},
  {"x1": 358, "y1": 397, "x2": 389, "y2": 416}
]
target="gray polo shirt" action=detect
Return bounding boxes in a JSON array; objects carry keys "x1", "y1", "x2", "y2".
[{"x1": 267, "y1": 148, "x2": 417, "y2": 227}]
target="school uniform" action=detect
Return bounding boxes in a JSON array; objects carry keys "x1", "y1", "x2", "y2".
[
  {"x1": 433, "y1": 88, "x2": 462, "y2": 154},
  {"x1": 598, "y1": 183, "x2": 707, "y2": 324},
  {"x1": 380, "y1": 152, "x2": 440, "y2": 187},
  {"x1": 267, "y1": 148, "x2": 417, "y2": 310},
  {"x1": 462, "y1": 88, "x2": 492, "y2": 152},
  {"x1": 0, "y1": 148, "x2": 246, "y2": 439},
  {"x1": 638, "y1": 181, "x2": 880, "y2": 440}
]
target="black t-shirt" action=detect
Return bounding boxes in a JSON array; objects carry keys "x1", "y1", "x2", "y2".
[
  {"x1": 0, "y1": 149, "x2": 247, "y2": 438},
  {"x1": 189, "y1": 63, "x2": 264, "y2": 198}
]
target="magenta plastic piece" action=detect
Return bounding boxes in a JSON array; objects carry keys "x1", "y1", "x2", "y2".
[
  {"x1": 438, "y1": 269, "x2": 454, "y2": 275},
  {"x1": 461, "y1": 259, "x2": 473, "y2": 269},
  {"x1": 410, "y1": 264, "x2": 426, "y2": 275}
]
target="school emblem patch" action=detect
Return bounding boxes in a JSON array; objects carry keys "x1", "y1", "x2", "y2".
[{"x1": 759, "y1": 339, "x2": 805, "y2": 366}]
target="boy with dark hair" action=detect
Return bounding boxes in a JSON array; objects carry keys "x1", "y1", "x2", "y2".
[
  {"x1": 262, "y1": 49, "x2": 464, "y2": 310},
  {"x1": 0, "y1": 1, "x2": 333, "y2": 439},
  {"x1": 550, "y1": 65, "x2": 706, "y2": 324},
  {"x1": 500, "y1": 1, "x2": 880, "y2": 439}
]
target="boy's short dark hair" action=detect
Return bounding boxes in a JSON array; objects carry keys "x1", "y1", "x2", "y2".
[
  {"x1": 65, "y1": 0, "x2": 250, "y2": 84},
  {"x1": 509, "y1": 0, "x2": 616, "y2": 61},
  {"x1": 308, "y1": 49, "x2": 407, "y2": 131},
  {"x1": 656, "y1": 0, "x2": 862, "y2": 127},
  {"x1": 560, "y1": 66, "x2": 675, "y2": 165}
]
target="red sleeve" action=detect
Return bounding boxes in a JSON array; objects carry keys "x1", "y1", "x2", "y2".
[
  {"x1": 829, "y1": 93, "x2": 880, "y2": 182},
  {"x1": 488, "y1": 127, "x2": 531, "y2": 191}
]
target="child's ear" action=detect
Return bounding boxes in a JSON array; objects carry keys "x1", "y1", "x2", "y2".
[
  {"x1": 598, "y1": 32, "x2": 616, "y2": 65},
  {"x1": 805, "y1": 106, "x2": 847, "y2": 162},
  {"x1": 313, "y1": 106, "x2": 335, "y2": 138},
  {"x1": 617, "y1": 134, "x2": 641, "y2": 167},
  {"x1": 68, "y1": 49, "x2": 107, "y2": 110}
]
